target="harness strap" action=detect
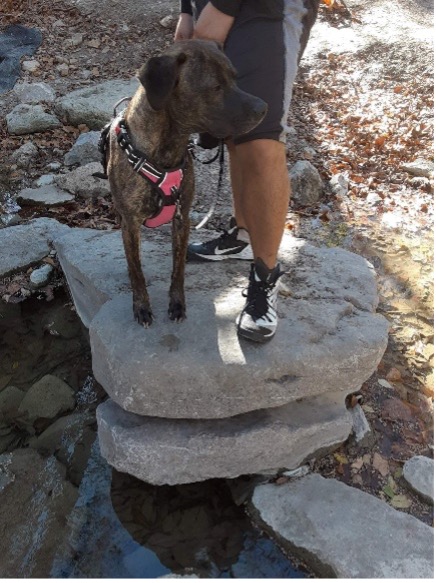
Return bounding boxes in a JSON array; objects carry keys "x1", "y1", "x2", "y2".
[{"x1": 114, "y1": 117, "x2": 186, "y2": 228}]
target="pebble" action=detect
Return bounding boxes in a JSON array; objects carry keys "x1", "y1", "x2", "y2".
[
  {"x1": 401, "y1": 159, "x2": 434, "y2": 178},
  {"x1": 160, "y1": 15, "x2": 175, "y2": 28},
  {"x1": 46, "y1": 162, "x2": 62, "y2": 171},
  {"x1": 30, "y1": 264, "x2": 54, "y2": 288},
  {"x1": 329, "y1": 173, "x2": 349, "y2": 199},
  {"x1": 69, "y1": 33, "x2": 83, "y2": 46},
  {"x1": 57, "y1": 64, "x2": 69, "y2": 77},
  {"x1": 22, "y1": 60, "x2": 40, "y2": 72},
  {"x1": 35, "y1": 174, "x2": 55, "y2": 187}
]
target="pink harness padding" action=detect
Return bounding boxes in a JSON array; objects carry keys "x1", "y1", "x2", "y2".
[
  {"x1": 139, "y1": 168, "x2": 184, "y2": 228},
  {"x1": 113, "y1": 120, "x2": 185, "y2": 229}
]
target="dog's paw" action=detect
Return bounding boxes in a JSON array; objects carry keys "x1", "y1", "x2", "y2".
[
  {"x1": 168, "y1": 301, "x2": 186, "y2": 323},
  {"x1": 134, "y1": 304, "x2": 154, "y2": 327}
]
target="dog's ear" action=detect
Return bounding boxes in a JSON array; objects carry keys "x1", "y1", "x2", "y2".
[{"x1": 138, "y1": 53, "x2": 187, "y2": 111}]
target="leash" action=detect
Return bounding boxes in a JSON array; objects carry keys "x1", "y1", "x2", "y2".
[{"x1": 188, "y1": 137, "x2": 225, "y2": 230}]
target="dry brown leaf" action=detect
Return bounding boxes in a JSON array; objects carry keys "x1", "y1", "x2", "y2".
[{"x1": 373, "y1": 452, "x2": 390, "y2": 477}]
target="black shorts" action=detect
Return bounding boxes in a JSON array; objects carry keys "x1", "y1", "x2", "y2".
[{"x1": 194, "y1": 0, "x2": 319, "y2": 144}]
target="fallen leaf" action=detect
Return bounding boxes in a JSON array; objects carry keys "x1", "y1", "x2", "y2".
[
  {"x1": 351, "y1": 458, "x2": 364, "y2": 470},
  {"x1": 373, "y1": 452, "x2": 390, "y2": 477},
  {"x1": 334, "y1": 452, "x2": 348, "y2": 464},
  {"x1": 383, "y1": 484, "x2": 395, "y2": 499},
  {"x1": 390, "y1": 494, "x2": 412, "y2": 509},
  {"x1": 386, "y1": 367, "x2": 402, "y2": 382},
  {"x1": 275, "y1": 476, "x2": 290, "y2": 485},
  {"x1": 381, "y1": 397, "x2": 413, "y2": 422}
]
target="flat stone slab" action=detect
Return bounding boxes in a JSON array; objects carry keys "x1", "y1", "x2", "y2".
[
  {"x1": 97, "y1": 391, "x2": 352, "y2": 485},
  {"x1": 6, "y1": 104, "x2": 61, "y2": 135},
  {"x1": 54, "y1": 227, "x2": 389, "y2": 419},
  {"x1": 54, "y1": 78, "x2": 139, "y2": 129},
  {"x1": 403, "y1": 455, "x2": 434, "y2": 504},
  {"x1": 250, "y1": 474, "x2": 434, "y2": 578},
  {"x1": 17, "y1": 185, "x2": 74, "y2": 206},
  {"x1": 0, "y1": 218, "x2": 69, "y2": 277}
]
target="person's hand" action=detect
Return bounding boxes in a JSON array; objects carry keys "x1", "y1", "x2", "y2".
[
  {"x1": 174, "y1": 13, "x2": 194, "y2": 41},
  {"x1": 193, "y1": 3, "x2": 234, "y2": 45}
]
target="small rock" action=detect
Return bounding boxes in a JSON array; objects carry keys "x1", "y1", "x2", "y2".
[
  {"x1": 160, "y1": 15, "x2": 175, "y2": 28},
  {"x1": 289, "y1": 160, "x2": 323, "y2": 207},
  {"x1": 30, "y1": 264, "x2": 54, "y2": 288},
  {"x1": 11, "y1": 141, "x2": 38, "y2": 168},
  {"x1": 329, "y1": 173, "x2": 349, "y2": 199},
  {"x1": 13, "y1": 81, "x2": 55, "y2": 104},
  {"x1": 69, "y1": 32, "x2": 83, "y2": 46},
  {"x1": 378, "y1": 378, "x2": 393, "y2": 389},
  {"x1": 6, "y1": 104, "x2": 61, "y2": 135},
  {"x1": 367, "y1": 192, "x2": 382, "y2": 205},
  {"x1": 64, "y1": 131, "x2": 101, "y2": 166},
  {"x1": 0, "y1": 214, "x2": 21, "y2": 227},
  {"x1": 403, "y1": 455, "x2": 434, "y2": 504},
  {"x1": 18, "y1": 374, "x2": 75, "y2": 426},
  {"x1": 57, "y1": 63, "x2": 69, "y2": 77},
  {"x1": 401, "y1": 159, "x2": 434, "y2": 178},
  {"x1": 17, "y1": 185, "x2": 74, "y2": 206},
  {"x1": 52, "y1": 19, "x2": 65, "y2": 27},
  {"x1": 35, "y1": 174, "x2": 55, "y2": 187},
  {"x1": 55, "y1": 162, "x2": 110, "y2": 199},
  {"x1": 21, "y1": 60, "x2": 40, "y2": 72},
  {"x1": 46, "y1": 162, "x2": 62, "y2": 171}
]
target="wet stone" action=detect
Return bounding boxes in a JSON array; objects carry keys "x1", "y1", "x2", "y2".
[
  {"x1": 0, "y1": 449, "x2": 78, "y2": 577},
  {"x1": 18, "y1": 374, "x2": 75, "y2": 426},
  {"x1": 250, "y1": 474, "x2": 434, "y2": 578}
]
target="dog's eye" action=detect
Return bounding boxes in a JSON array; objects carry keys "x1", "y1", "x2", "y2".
[{"x1": 213, "y1": 85, "x2": 222, "y2": 92}]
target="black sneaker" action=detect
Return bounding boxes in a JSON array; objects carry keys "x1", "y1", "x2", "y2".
[
  {"x1": 236, "y1": 259, "x2": 283, "y2": 343},
  {"x1": 187, "y1": 218, "x2": 253, "y2": 262}
]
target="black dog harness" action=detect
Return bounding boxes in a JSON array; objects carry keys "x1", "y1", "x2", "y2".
[{"x1": 98, "y1": 112, "x2": 186, "y2": 228}]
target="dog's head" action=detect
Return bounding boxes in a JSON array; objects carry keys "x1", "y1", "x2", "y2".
[{"x1": 137, "y1": 40, "x2": 267, "y2": 139}]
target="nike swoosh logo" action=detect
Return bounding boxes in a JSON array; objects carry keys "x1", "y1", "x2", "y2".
[{"x1": 214, "y1": 246, "x2": 245, "y2": 255}]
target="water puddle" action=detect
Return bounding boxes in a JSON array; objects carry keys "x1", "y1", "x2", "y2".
[{"x1": 0, "y1": 289, "x2": 308, "y2": 577}]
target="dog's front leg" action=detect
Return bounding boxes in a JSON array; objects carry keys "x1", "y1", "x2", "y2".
[
  {"x1": 121, "y1": 219, "x2": 153, "y2": 327},
  {"x1": 169, "y1": 168, "x2": 194, "y2": 322}
]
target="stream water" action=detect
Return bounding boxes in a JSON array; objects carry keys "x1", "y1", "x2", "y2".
[{"x1": 0, "y1": 289, "x2": 308, "y2": 578}]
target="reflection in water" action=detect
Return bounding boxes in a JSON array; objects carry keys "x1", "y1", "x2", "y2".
[{"x1": 111, "y1": 470, "x2": 306, "y2": 578}]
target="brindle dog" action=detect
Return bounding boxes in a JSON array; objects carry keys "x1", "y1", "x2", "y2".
[{"x1": 107, "y1": 40, "x2": 266, "y2": 327}]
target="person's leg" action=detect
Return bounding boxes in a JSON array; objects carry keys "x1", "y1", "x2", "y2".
[{"x1": 228, "y1": 138, "x2": 289, "y2": 270}]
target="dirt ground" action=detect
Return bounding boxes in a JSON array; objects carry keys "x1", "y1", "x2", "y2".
[{"x1": 0, "y1": 0, "x2": 433, "y2": 533}]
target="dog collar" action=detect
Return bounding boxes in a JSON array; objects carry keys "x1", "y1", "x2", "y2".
[{"x1": 114, "y1": 117, "x2": 185, "y2": 228}]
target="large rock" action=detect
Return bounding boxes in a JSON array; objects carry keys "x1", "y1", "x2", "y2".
[
  {"x1": 289, "y1": 161, "x2": 323, "y2": 207},
  {"x1": 0, "y1": 25, "x2": 42, "y2": 94},
  {"x1": 64, "y1": 131, "x2": 101, "y2": 166},
  {"x1": 0, "y1": 449, "x2": 78, "y2": 577},
  {"x1": 54, "y1": 79, "x2": 139, "y2": 129},
  {"x1": 0, "y1": 222, "x2": 49, "y2": 277},
  {"x1": 18, "y1": 375, "x2": 75, "y2": 425},
  {"x1": 53, "y1": 228, "x2": 388, "y2": 419},
  {"x1": 250, "y1": 474, "x2": 434, "y2": 578},
  {"x1": 13, "y1": 81, "x2": 56, "y2": 104},
  {"x1": 402, "y1": 455, "x2": 434, "y2": 504},
  {"x1": 0, "y1": 218, "x2": 69, "y2": 277},
  {"x1": 97, "y1": 391, "x2": 351, "y2": 485},
  {"x1": 54, "y1": 163, "x2": 110, "y2": 198},
  {"x1": 6, "y1": 104, "x2": 61, "y2": 135}
]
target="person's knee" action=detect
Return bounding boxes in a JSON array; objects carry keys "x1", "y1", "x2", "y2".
[{"x1": 235, "y1": 138, "x2": 286, "y2": 168}]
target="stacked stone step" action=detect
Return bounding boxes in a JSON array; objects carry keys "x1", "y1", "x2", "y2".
[{"x1": 54, "y1": 227, "x2": 389, "y2": 485}]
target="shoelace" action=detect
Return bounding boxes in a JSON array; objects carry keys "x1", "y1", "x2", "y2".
[{"x1": 242, "y1": 278, "x2": 277, "y2": 322}]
